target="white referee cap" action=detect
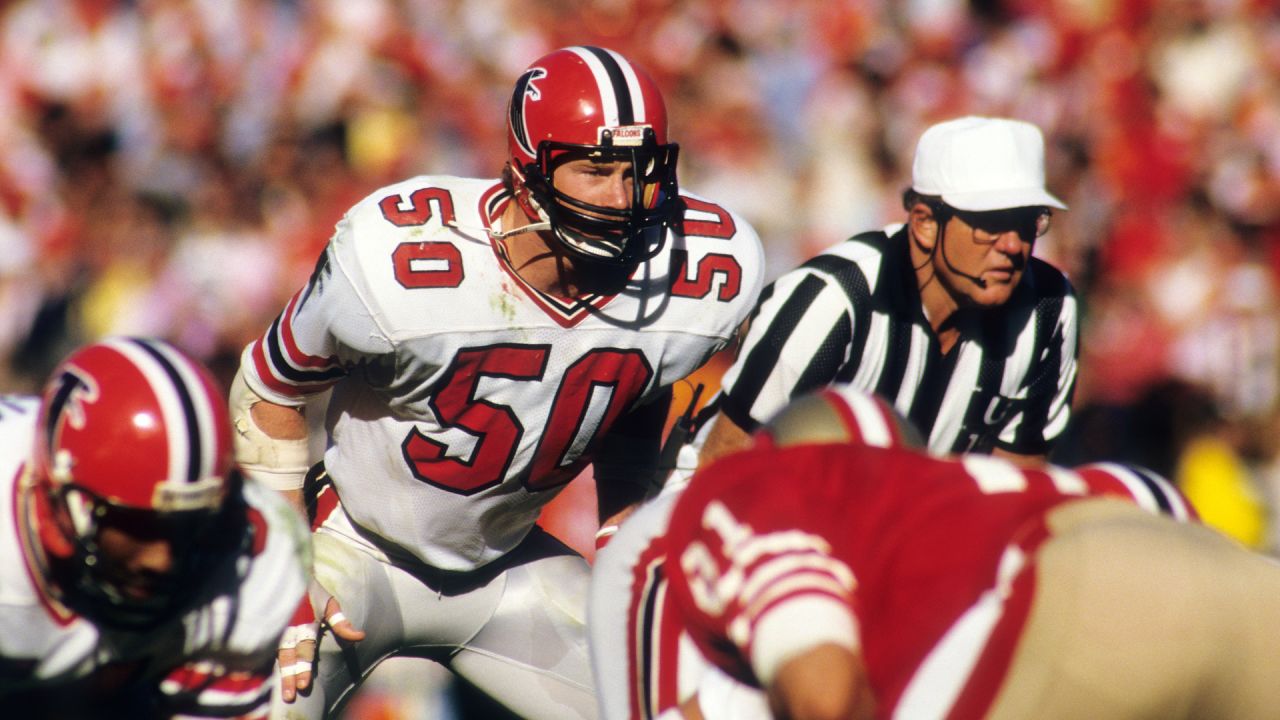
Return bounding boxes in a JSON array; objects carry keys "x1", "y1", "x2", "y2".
[{"x1": 911, "y1": 116, "x2": 1067, "y2": 212}]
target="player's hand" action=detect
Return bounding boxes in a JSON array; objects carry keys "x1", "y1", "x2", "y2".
[
  {"x1": 277, "y1": 591, "x2": 366, "y2": 702},
  {"x1": 277, "y1": 594, "x2": 317, "y2": 703},
  {"x1": 323, "y1": 595, "x2": 366, "y2": 643}
]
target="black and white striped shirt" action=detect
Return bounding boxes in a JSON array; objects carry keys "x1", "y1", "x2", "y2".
[{"x1": 718, "y1": 226, "x2": 1078, "y2": 455}]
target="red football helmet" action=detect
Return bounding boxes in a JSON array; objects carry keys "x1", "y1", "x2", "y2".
[
  {"x1": 758, "y1": 384, "x2": 924, "y2": 450},
  {"x1": 506, "y1": 45, "x2": 680, "y2": 267},
  {"x1": 29, "y1": 337, "x2": 244, "y2": 628}
]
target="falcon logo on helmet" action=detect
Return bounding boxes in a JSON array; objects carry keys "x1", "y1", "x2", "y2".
[
  {"x1": 509, "y1": 67, "x2": 547, "y2": 159},
  {"x1": 505, "y1": 46, "x2": 681, "y2": 268},
  {"x1": 43, "y1": 368, "x2": 98, "y2": 469}
]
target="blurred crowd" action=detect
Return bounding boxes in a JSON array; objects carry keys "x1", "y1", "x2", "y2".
[{"x1": 3, "y1": 0, "x2": 1280, "y2": 546}]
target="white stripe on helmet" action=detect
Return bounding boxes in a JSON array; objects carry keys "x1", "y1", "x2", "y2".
[
  {"x1": 145, "y1": 338, "x2": 220, "y2": 484},
  {"x1": 568, "y1": 46, "x2": 622, "y2": 128},
  {"x1": 103, "y1": 337, "x2": 194, "y2": 488},
  {"x1": 842, "y1": 391, "x2": 894, "y2": 448}
]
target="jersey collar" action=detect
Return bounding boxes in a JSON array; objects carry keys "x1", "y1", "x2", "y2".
[{"x1": 483, "y1": 186, "x2": 621, "y2": 328}]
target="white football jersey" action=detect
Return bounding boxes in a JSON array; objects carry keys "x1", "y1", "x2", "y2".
[
  {"x1": 0, "y1": 396, "x2": 309, "y2": 717},
  {"x1": 243, "y1": 176, "x2": 764, "y2": 571}
]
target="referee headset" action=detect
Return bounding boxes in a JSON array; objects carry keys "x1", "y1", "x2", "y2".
[{"x1": 905, "y1": 190, "x2": 1050, "y2": 291}]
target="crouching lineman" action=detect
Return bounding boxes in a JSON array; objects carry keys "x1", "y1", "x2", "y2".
[
  {"x1": 0, "y1": 338, "x2": 309, "y2": 719},
  {"x1": 589, "y1": 384, "x2": 1195, "y2": 720},
  {"x1": 665, "y1": 386, "x2": 1276, "y2": 720}
]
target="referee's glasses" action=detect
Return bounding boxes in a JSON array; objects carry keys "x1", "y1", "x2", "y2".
[{"x1": 952, "y1": 207, "x2": 1052, "y2": 243}]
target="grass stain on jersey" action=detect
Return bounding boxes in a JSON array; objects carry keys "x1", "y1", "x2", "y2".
[{"x1": 491, "y1": 281, "x2": 518, "y2": 320}]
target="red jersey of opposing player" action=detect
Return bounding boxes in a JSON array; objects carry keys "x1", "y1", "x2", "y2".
[{"x1": 663, "y1": 444, "x2": 1197, "y2": 719}]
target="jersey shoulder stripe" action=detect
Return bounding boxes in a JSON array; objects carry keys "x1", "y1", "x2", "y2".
[{"x1": 250, "y1": 290, "x2": 346, "y2": 398}]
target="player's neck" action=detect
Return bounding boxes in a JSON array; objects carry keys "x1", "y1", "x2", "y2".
[
  {"x1": 498, "y1": 201, "x2": 583, "y2": 298},
  {"x1": 497, "y1": 201, "x2": 633, "y2": 299}
]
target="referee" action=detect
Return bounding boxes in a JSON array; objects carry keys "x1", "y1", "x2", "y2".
[{"x1": 700, "y1": 116, "x2": 1078, "y2": 465}]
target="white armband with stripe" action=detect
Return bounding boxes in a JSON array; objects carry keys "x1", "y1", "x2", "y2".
[{"x1": 749, "y1": 595, "x2": 860, "y2": 686}]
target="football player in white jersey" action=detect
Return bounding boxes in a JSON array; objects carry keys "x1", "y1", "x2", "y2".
[
  {"x1": 0, "y1": 337, "x2": 308, "y2": 719},
  {"x1": 228, "y1": 46, "x2": 764, "y2": 718}
]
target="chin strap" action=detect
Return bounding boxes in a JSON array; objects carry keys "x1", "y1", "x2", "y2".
[
  {"x1": 487, "y1": 221, "x2": 551, "y2": 239},
  {"x1": 484, "y1": 182, "x2": 553, "y2": 240}
]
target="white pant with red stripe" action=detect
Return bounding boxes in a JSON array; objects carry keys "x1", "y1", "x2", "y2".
[{"x1": 270, "y1": 504, "x2": 597, "y2": 719}]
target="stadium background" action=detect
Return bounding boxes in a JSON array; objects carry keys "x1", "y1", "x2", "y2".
[{"x1": 0, "y1": 0, "x2": 1277, "y2": 717}]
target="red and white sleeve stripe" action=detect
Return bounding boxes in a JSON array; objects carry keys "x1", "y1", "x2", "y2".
[{"x1": 248, "y1": 289, "x2": 345, "y2": 399}]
